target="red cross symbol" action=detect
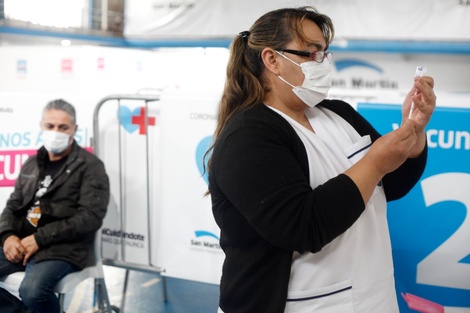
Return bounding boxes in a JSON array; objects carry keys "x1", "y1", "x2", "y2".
[{"x1": 131, "y1": 107, "x2": 156, "y2": 135}]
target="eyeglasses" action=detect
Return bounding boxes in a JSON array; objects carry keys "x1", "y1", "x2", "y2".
[{"x1": 277, "y1": 49, "x2": 333, "y2": 63}]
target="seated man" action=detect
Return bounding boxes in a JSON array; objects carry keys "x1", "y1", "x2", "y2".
[{"x1": 0, "y1": 99, "x2": 110, "y2": 313}]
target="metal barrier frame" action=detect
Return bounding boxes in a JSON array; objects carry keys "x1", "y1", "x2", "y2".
[{"x1": 92, "y1": 94, "x2": 167, "y2": 312}]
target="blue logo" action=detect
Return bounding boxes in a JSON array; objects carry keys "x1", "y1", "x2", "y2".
[
  {"x1": 118, "y1": 106, "x2": 156, "y2": 135},
  {"x1": 118, "y1": 106, "x2": 141, "y2": 133},
  {"x1": 195, "y1": 135, "x2": 212, "y2": 185},
  {"x1": 334, "y1": 59, "x2": 383, "y2": 73},
  {"x1": 194, "y1": 230, "x2": 220, "y2": 241}
]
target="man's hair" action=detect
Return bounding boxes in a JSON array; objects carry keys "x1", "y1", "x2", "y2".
[{"x1": 42, "y1": 99, "x2": 76, "y2": 125}]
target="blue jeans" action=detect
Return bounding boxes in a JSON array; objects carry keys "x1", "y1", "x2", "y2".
[{"x1": 0, "y1": 249, "x2": 78, "y2": 313}]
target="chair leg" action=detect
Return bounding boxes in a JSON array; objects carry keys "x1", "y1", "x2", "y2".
[
  {"x1": 119, "y1": 269, "x2": 130, "y2": 313},
  {"x1": 162, "y1": 275, "x2": 168, "y2": 303},
  {"x1": 95, "y1": 278, "x2": 113, "y2": 313},
  {"x1": 59, "y1": 293, "x2": 65, "y2": 312}
]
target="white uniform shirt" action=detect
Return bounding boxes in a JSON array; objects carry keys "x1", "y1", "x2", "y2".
[{"x1": 270, "y1": 106, "x2": 399, "y2": 313}]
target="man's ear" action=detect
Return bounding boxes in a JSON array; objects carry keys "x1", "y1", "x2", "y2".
[
  {"x1": 260, "y1": 48, "x2": 280, "y2": 75},
  {"x1": 72, "y1": 124, "x2": 78, "y2": 136}
]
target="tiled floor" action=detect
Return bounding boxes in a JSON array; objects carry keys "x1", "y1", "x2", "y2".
[{"x1": 64, "y1": 265, "x2": 219, "y2": 313}]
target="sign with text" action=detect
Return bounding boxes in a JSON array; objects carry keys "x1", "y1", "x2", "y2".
[{"x1": 357, "y1": 103, "x2": 470, "y2": 311}]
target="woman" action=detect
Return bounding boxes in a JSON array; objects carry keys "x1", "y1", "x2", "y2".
[{"x1": 206, "y1": 6, "x2": 436, "y2": 313}]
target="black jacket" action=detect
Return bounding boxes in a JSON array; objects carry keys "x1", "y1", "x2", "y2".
[{"x1": 0, "y1": 142, "x2": 110, "y2": 269}]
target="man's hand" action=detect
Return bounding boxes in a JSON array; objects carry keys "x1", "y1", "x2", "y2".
[
  {"x1": 20, "y1": 235, "x2": 39, "y2": 266},
  {"x1": 3, "y1": 235, "x2": 26, "y2": 264}
]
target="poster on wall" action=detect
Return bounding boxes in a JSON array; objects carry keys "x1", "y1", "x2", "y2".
[
  {"x1": 357, "y1": 102, "x2": 470, "y2": 312},
  {"x1": 156, "y1": 91, "x2": 223, "y2": 284},
  {"x1": 0, "y1": 93, "x2": 94, "y2": 207}
]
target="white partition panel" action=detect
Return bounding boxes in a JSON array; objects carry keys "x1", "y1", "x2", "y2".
[
  {"x1": 156, "y1": 91, "x2": 223, "y2": 284},
  {"x1": 96, "y1": 96, "x2": 163, "y2": 270}
]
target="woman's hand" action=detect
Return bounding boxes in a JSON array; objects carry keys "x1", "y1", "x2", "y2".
[
  {"x1": 402, "y1": 75, "x2": 436, "y2": 157},
  {"x1": 345, "y1": 119, "x2": 418, "y2": 203},
  {"x1": 366, "y1": 119, "x2": 418, "y2": 176},
  {"x1": 403, "y1": 75, "x2": 436, "y2": 132}
]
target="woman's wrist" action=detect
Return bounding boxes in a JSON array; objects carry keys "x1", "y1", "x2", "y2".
[{"x1": 409, "y1": 130, "x2": 427, "y2": 158}]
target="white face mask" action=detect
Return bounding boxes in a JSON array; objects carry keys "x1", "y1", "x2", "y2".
[
  {"x1": 276, "y1": 51, "x2": 332, "y2": 107},
  {"x1": 42, "y1": 130, "x2": 72, "y2": 154}
]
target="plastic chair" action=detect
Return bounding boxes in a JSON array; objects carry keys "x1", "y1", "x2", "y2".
[{"x1": 0, "y1": 229, "x2": 115, "y2": 313}]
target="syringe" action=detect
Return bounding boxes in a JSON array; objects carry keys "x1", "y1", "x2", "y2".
[{"x1": 408, "y1": 66, "x2": 427, "y2": 119}]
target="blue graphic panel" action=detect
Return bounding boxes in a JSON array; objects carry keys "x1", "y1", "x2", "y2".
[
  {"x1": 195, "y1": 135, "x2": 212, "y2": 185},
  {"x1": 357, "y1": 103, "x2": 470, "y2": 311}
]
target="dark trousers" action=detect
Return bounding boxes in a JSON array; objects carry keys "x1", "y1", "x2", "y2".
[
  {"x1": 0, "y1": 249, "x2": 78, "y2": 313},
  {"x1": 0, "y1": 287, "x2": 34, "y2": 313}
]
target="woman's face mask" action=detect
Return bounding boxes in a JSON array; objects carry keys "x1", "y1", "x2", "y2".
[
  {"x1": 41, "y1": 130, "x2": 72, "y2": 154},
  {"x1": 276, "y1": 51, "x2": 332, "y2": 107}
]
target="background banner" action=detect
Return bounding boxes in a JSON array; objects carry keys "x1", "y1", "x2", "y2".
[
  {"x1": 357, "y1": 103, "x2": 470, "y2": 311},
  {"x1": 124, "y1": 0, "x2": 470, "y2": 41},
  {"x1": 0, "y1": 92, "x2": 95, "y2": 191},
  {"x1": 155, "y1": 91, "x2": 223, "y2": 283}
]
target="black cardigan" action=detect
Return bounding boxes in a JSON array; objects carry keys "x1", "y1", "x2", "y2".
[{"x1": 209, "y1": 99, "x2": 427, "y2": 313}]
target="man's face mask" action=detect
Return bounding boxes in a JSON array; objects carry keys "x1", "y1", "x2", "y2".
[
  {"x1": 42, "y1": 130, "x2": 72, "y2": 154},
  {"x1": 276, "y1": 51, "x2": 332, "y2": 107}
]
